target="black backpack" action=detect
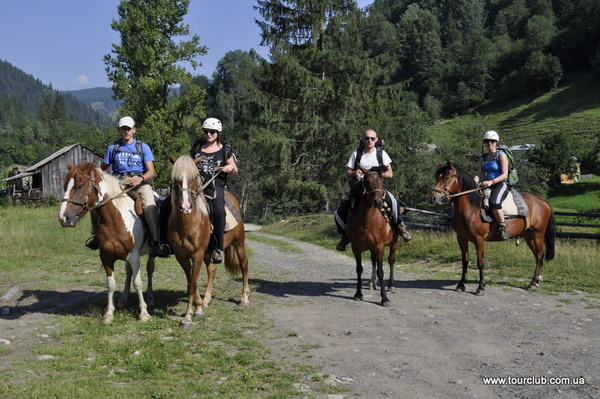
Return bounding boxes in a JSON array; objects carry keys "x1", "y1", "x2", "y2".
[{"x1": 354, "y1": 138, "x2": 385, "y2": 170}]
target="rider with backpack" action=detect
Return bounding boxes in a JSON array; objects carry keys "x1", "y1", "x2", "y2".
[
  {"x1": 473, "y1": 130, "x2": 510, "y2": 240},
  {"x1": 334, "y1": 129, "x2": 412, "y2": 251},
  {"x1": 86, "y1": 116, "x2": 165, "y2": 255}
]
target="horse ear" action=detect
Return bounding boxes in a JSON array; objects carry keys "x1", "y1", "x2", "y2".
[
  {"x1": 168, "y1": 154, "x2": 177, "y2": 164},
  {"x1": 446, "y1": 160, "x2": 452, "y2": 168},
  {"x1": 67, "y1": 162, "x2": 75, "y2": 171}
]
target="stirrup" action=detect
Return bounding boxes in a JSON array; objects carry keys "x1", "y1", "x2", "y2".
[
  {"x1": 499, "y1": 223, "x2": 509, "y2": 241},
  {"x1": 85, "y1": 236, "x2": 99, "y2": 250},
  {"x1": 150, "y1": 242, "x2": 172, "y2": 258},
  {"x1": 211, "y1": 249, "x2": 223, "y2": 264},
  {"x1": 336, "y1": 236, "x2": 349, "y2": 251}
]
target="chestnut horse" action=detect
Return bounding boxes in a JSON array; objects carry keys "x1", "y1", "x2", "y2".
[
  {"x1": 346, "y1": 171, "x2": 399, "y2": 306},
  {"x1": 58, "y1": 161, "x2": 155, "y2": 323},
  {"x1": 168, "y1": 155, "x2": 249, "y2": 328},
  {"x1": 430, "y1": 162, "x2": 555, "y2": 295}
]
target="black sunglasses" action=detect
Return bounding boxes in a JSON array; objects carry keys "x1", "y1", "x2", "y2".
[
  {"x1": 483, "y1": 139, "x2": 497, "y2": 143},
  {"x1": 363, "y1": 137, "x2": 377, "y2": 142},
  {"x1": 203, "y1": 129, "x2": 219, "y2": 135}
]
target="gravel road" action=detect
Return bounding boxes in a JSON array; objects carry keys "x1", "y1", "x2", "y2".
[{"x1": 246, "y1": 232, "x2": 599, "y2": 399}]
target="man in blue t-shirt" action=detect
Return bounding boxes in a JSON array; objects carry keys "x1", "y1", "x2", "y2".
[{"x1": 86, "y1": 116, "x2": 168, "y2": 256}]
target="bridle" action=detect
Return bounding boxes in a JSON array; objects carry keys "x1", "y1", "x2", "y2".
[
  {"x1": 361, "y1": 172, "x2": 386, "y2": 202},
  {"x1": 432, "y1": 168, "x2": 483, "y2": 201},
  {"x1": 61, "y1": 168, "x2": 136, "y2": 214}
]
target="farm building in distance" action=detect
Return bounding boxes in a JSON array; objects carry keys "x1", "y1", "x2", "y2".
[{"x1": 3, "y1": 143, "x2": 103, "y2": 205}]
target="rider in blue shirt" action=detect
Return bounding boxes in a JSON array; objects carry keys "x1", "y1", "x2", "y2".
[{"x1": 473, "y1": 130, "x2": 510, "y2": 240}]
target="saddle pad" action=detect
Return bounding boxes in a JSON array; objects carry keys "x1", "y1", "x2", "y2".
[
  {"x1": 224, "y1": 195, "x2": 241, "y2": 232},
  {"x1": 481, "y1": 189, "x2": 528, "y2": 222}
]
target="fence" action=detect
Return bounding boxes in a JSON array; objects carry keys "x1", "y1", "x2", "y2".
[{"x1": 403, "y1": 207, "x2": 600, "y2": 240}]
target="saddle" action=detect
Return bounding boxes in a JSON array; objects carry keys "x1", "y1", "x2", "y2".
[
  {"x1": 224, "y1": 194, "x2": 241, "y2": 232},
  {"x1": 480, "y1": 188, "x2": 528, "y2": 223}
]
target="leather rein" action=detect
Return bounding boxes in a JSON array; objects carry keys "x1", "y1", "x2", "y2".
[{"x1": 432, "y1": 170, "x2": 484, "y2": 201}]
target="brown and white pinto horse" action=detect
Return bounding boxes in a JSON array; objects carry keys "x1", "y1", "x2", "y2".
[
  {"x1": 346, "y1": 171, "x2": 399, "y2": 306},
  {"x1": 430, "y1": 162, "x2": 555, "y2": 295},
  {"x1": 168, "y1": 155, "x2": 249, "y2": 328},
  {"x1": 58, "y1": 161, "x2": 155, "y2": 323}
]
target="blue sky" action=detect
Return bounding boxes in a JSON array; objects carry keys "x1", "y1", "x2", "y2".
[{"x1": 0, "y1": 0, "x2": 372, "y2": 91}]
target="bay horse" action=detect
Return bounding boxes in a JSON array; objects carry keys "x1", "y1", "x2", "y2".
[
  {"x1": 58, "y1": 161, "x2": 155, "y2": 323},
  {"x1": 346, "y1": 171, "x2": 400, "y2": 306},
  {"x1": 168, "y1": 155, "x2": 249, "y2": 328},
  {"x1": 430, "y1": 162, "x2": 555, "y2": 295}
]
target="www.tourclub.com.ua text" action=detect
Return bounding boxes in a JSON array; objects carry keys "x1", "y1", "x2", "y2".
[{"x1": 482, "y1": 376, "x2": 586, "y2": 386}]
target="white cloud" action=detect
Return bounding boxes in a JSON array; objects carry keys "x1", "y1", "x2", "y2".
[{"x1": 75, "y1": 74, "x2": 89, "y2": 85}]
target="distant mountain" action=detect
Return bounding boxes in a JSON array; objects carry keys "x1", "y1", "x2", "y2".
[
  {"x1": 62, "y1": 87, "x2": 121, "y2": 119},
  {"x1": 0, "y1": 60, "x2": 112, "y2": 126}
]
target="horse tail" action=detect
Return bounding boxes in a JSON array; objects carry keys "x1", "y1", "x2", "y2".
[
  {"x1": 544, "y1": 210, "x2": 556, "y2": 262},
  {"x1": 224, "y1": 242, "x2": 241, "y2": 277}
]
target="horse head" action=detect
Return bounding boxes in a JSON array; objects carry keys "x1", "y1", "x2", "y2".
[
  {"x1": 59, "y1": 161, "x2": 102, "y2": 227},
  {"x1": 362, "y1": 171, "x2": 386, "y2": 209},
  {"x1": 430, "y1": 161, "x2": 460, "y2": 205},
  {"x1": 171, "y1": 155, "x2": 205, "y2": 215}
]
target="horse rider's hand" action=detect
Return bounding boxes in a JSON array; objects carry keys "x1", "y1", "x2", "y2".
[
  {"x1": 222, "y1": 165, "x2": 233, "y2": 174},
  {"x1": 355, "y1": 170, "x2": 363, "y2": 179},
  {"x1": 131, "y1": 176, "x2": 144, "y2": 186}
]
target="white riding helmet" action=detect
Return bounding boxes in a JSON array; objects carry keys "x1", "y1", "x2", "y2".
[
  {"x1": 202, "y1": 117, "x2": 222, "y2": 132},
  {"x1": 482, "y1": 130, "x2": 499, "y2": 141}
]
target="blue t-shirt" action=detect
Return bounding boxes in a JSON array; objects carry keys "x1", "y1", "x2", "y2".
[
  {"x1": 483, "y1": 150, "x2": 505, "y2": 180},
  {"x1": 103, "y1": 140, "x2": 155, "y2": 174}
]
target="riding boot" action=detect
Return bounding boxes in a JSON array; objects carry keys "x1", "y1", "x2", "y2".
[
  {"x1": 145, "y1": 205, "x2": 171, "y2": 257},
  {"x1": 498, "y1": 222, "x2": 509, "y2": 241},
  {"x1": 397, "y1": 219, "x2": 412, "y2": 242},
  {"x1": 336, "y1": 234, "x2": 349, "y2": 251},
  {"x1": 211, "y1": 249, "x2": 224, "y2": 264}
]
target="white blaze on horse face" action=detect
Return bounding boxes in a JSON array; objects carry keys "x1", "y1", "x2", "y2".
[
  {"x1": 58, "y1": 177, "x2": 76, "y2": 223},
  {"x1": 181, "y1": 175, "x2": 192, "y2": 214}
]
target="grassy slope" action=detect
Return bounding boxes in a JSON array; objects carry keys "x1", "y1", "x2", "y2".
[{"x1": 430, "y1": 74, "x2": 600, "y2": 149}]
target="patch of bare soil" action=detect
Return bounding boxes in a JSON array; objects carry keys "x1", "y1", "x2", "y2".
[{"x1": 247, "y1": 233, "x2": 599, "y2": 399}]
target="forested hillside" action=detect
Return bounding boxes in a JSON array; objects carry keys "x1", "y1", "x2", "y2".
[
  {"x1": 63, "y1": 87, "x2": 121, "y2": 118},
  {"x1": 0, "y1": 60, "x2": 114, "y2": 173}
]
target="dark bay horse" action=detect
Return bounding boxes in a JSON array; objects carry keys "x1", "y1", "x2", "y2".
[
  {"x1": 58, "y1": 161, "x2": 155, "y2": 323},
  {"x1": 168, "y1": 155, "x2": 250, "y2": 328},
  {"x1": 346, "y1": 171, "x2": 400, "y2": 306},
  {"x1": 430, "y1": 162, "x2": 555, "y2": 295}
]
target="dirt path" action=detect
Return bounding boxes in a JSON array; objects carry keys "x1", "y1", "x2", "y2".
[{"x1": 247, "y1": 232, "x2": 599, "y2": 399}]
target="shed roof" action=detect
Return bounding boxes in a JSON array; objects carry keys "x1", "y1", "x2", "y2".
[{"x1": 2, "y1": 143, "x2": 101, "y2": 182}]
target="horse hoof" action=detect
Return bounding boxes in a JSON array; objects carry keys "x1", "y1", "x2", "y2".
[
  {"x1": 455, "y1": 285, "x2": 465, "y2": 292},
  {"x1": 139, "y1": 314, "x2": 151, "y2": 322},
  {"x1": 527, "y1": 284, "x2": 538, "y2": 291},
  {"x1": 354, "y1": 295, "x2": 363, "y2": 301},
  {"x1": 475, "y1": 289, "x2": 485, "y2": 296},
  {"x1": 180, "y1": 320, "x2": 194, "y2": 329},
  {"x1": 239, "y1": 298, "x2": 250, "y2": 307},
  {"x1": 194, "y1": 310, "x2": 204, "y2": 317},
  {"x1": 381, "y1": 300, "x2": 391, "y2": 307},
  {"x1": 102, "y1": 316, "x2": 113, "y2": 325}
]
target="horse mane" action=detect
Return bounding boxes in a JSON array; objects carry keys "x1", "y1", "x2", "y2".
[
  {"x1": 100, "y1": 170, "x2": 133, "y2": 210},
  {"x1": 171, "y1": 156, "x2": 208, "y2": 216},
  {"x1": 434, "y1": 163, "x2": 480, "y2": 207}
]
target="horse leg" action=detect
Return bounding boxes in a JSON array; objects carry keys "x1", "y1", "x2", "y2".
[
  {"x1": 117, "y1": 262, "x2": 132, "y2": 308},
  {"x1": 128, "y1": 256, "x2": 150, "y2": 322},
  {"x1": 525, "y1": 233, "x2": 545, "y2": 290},
  {"x1": 353, "y1": 250, "x2": 364, "y2": 301},
  {"x1": 145, "y1": 256, "x2": 156, "y2": 307},
  {"x1": 204, "y1": 260, "x2": 217, "y2": 308},
  {"x1": 455, "y1": 237, "x2": 469, "y2": 292},
  {"x1": 376, "y1": 249, "x2": 390, "y2": 307},
  {"x1": 176, "y1": 255, "x2": 201, "y2": 327},
  {"x1": 474, "y1": 239, "x2": 486, "y2": 296},
  {"x1": 370, "y1": 252, "x2": 377, "y2": 290},
  {"x1": 235, "y1": 243, "x2": 251, "y2": 306},
  {"x1": 387, "y1": 238, "x2": 398, "y2": 291},
  {"x1": 102, "y1": 264, "x2": 116, "y2": 324}
]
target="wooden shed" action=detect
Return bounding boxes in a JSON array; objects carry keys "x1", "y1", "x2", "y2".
[{"x1": 3, "y1": 143, "x2": 103, "y2": 205}]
